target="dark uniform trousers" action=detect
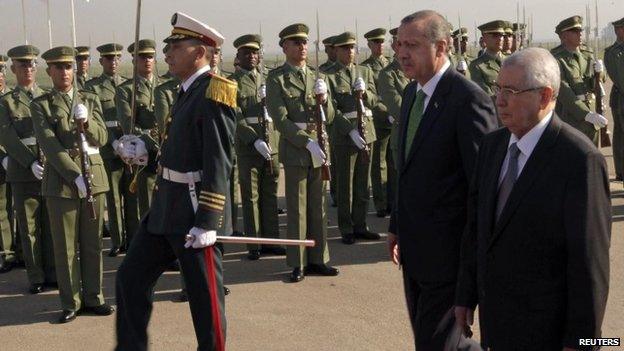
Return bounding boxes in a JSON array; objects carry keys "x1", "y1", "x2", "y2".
[{"x1": 115, "y1": 218, "x2": 226, "y2": 351}]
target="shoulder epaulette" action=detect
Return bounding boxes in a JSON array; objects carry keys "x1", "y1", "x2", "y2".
[
  {"x1": 32, "y1": 92, "x2": 51, "y2": 103},
  {"x1": 206, "y1": 73, "x2": 237, "y2": 108}
]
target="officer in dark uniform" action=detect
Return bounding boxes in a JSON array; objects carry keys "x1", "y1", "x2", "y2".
[{"x1": 115, "y1": 12, "x2": 236, "y2": 351}]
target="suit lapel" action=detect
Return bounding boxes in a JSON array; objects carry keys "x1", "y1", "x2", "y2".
[
  {"x1": 397, "y1": 81, "x2": 417, "y2": 172},
  {"x1": 284, "y1": 69, "x2": 306, "y2": 92},
  {"x1": 487, "y1": 116, "x2": 562, "y2": 250},
  {"x1": 484, "y1": 131, "x2": 511, "y2": 243}
]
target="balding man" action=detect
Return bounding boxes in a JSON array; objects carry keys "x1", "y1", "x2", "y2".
[
  {"x1": 455, "y1": 48, "x2": 610, "y2": 350},
  {"x1": 388, "y1": 10, "x2": 497, "y2": 349}
]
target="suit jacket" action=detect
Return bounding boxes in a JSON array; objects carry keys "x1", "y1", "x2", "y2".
[
  {"x1": 388, "y1": 67, "x2": 497, "y2": 282},
  {"x1": 456, "y1": 115, "x2": 611, "y2": 350}
]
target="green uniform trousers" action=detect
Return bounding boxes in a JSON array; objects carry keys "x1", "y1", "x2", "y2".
[
  {"x1": 283, "y1": 165, "x2": 329, "y2": 268},
  {"x1": 371, "y1": 128, "x2": 391, "y2": 212},
  {"x1": 12, "y1": 182, "x2": 56, "y2": 284},
  {"x1": 335, "y1": 143, "x2": 374, "y2": 235},
  {"x1": 238, "y1": 154, "x2": 280, "y2": 251},
  {"x1": 104, "y1": 158, "x2": 126, "y2": 249},
  {"x1": 0, "y1": 183, "x2": 16, "y2": 262},
  {"x1": 47, "y1": 194, "x2": 105, "y2": 311}
]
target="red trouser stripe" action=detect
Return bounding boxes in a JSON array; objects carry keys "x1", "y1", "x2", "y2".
[{"x1": 204, "y1": 247, "x2": 225, "y2": 351}]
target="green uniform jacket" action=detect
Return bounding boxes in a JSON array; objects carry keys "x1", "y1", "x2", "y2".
[
  {"x1": 325, "y1": 62, "x2": 379, "y2": 146},
  {"x1": 153, "y1": 78, "x2": 180, "y2": 133},
  {"x1": 319, "y1": 60, "x2": 336, "y2": 74},
  {"x1": 468, "y1": 51, "x2": 502, "y2": 95},
  {"x1": 377, "y1": 59, "x2": 410, "y2": 150},
  {"x1": 31, "y1": 89, "x2": 110, "y2": 198},
  {"x1": 362, "y1": 55, "x2": 390, "y2": 131},
  {"x1": 266, "y1": 64, "x2": 335, "y2": 167},
  {"x1": 605, "y1": 41, "x2": 624, "y2": 109},
  {"x1": 84, "y1": 74, "x2": 126, "y2": 159},
  {"x1": 229, "y1": 68, "x2": 279, "y2": 157},
  {"x1": 551, "y1": 46, "x2": 597, "y2": 135},
  {"x1": 76, "y1": 75, "x2": 89, "y2": 90},
  {"x1": 0, "y1": 86, "x2": 46, "y2": 183}
]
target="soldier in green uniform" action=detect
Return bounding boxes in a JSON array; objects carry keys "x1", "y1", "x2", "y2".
[
  {"x1": 605, "y1": 17, "x2": 624, "y2": 181},
  {"x1": 116, "y1": 39, "x2": 161, "y2": 246},
  {"x1": 502, "y1": 21, "x2": 514, "y2": 56},
  {"x1": 32, "y1": 46, "x2": 114, "y2": 323},
  {"x1": 0, "y1": 53, "x2": 15, "y2": 273},
  {"x1": 229, "y1": 34, "x2": 283, "y2": 260},
  {"x1": 75, "y1": 46, "x2": 90, "y2": 89},
  {"x1": 319, "y1": 36, "x2": 337, "y2": 73},
  {"x1": 511, "y1": 23, "x2": 526, "y2": 52},
  {"x1": 551, "y1": 15, "x2": 607, "y2": 145},
  {"x1": 452, "y1": 27, "x2": 474, "y2": 76},
  {"x1": 0, "y1": 45, "x2": 56, "y2": 292},
  {"x1": 85, "y1": 43, "x2": 129, "y2": 256},
  {"x1": 361, "y1": 28, "x2": 391, "y2": 218},
  {"x1": 266, "y1": 23, "x2": 338, "y2": 282},
  {"x1": 153, "y1": 44, "x2": 179, "y2": 131},
  {"x1": 0, "y1": 55, "x2": 8, "y2": 94},
  {"x1": 377, "y1": 27, "x2": 409, "y2": 215},
  {"x1": 325, "y1": 31, "x2": 381, "y2": 244},
  {"x1": 320, "y1": 36, "x2": 338, "y2": 207},
  {"x1": 469, "y1": 20, "x2": 506, "y2": 96}
]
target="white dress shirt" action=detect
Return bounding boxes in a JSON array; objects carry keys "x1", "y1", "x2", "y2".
[
  {"x1": 498, "y1": 111, "x2": 554, "y2": 185},
  {"x1": 416, "y1": 59, "x2": 451, "y2": 111},
  {"x1": 181, "y1": 64, "x2": 211, "y2": 92}
]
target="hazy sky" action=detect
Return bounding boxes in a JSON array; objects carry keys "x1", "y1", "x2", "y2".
[{"x1": 1, "y1": 0, "x2": 623, "y2": 59}]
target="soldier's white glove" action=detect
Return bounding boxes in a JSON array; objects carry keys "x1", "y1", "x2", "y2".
[
  {"x1": 594, "y1": 59, "x2": 604, "y2": 73},
  {"x1": 457, "y1": 59, "x2": 468, "y2": 72},
  {"x1": 133, "y1": 138, "x2": 148, "y2": 166},
  {"x1": 258, "y1": 84, "x2": 266, "y2": 99},
  {"x1": 353, "y1": 77, "x2": 366, "y2": 92},
  {"x1": 305, "y1": 139, "x2": 327, "y2": 167},
  {"x1": 388, "y1": 115, "x2": 396, "y2": 124},
  {"x1": 111, "y1": 139, "x2": 121, "y2": 154},
  {"x1": 585, "y1": 112, "x2": 608, "y2": 129},
  {"x1": 253, "y1": 139, "x2": 272, "y2": 160},
  {"x1": 348, "y1": 129, "x2": 366, "y2": 150},
  {"x1": 314, "y1": 79, "x2": 328, "y2": 102},
  {"x1": 184, "y1": 227, "x2": 217, "y2": 249},
  {"x1": 74, "y1": 176, "x2": 87, "y2": 198},
  {"x1": 1, "y1": 157, "x2": 7, "y2": 171},
  {"x1": 117, "y1": 135, "x2": 139, "y2": 160},
  {"x1": 30, "y1": 161, "x2": 44, "y2": 180},
  {"x1": 72, "y1": 103, "x2": 88, "y2": 122}
]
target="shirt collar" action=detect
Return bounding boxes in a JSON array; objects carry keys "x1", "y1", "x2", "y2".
[
  {"x1": 286, "y1": 62, "x2": 306, "y2": 75},
  {"x1": 416, "y1": 59, "x2": 450, "y2": 97},
  {"x1": 508, "y1": 110, "x2": 553, "y2": 157},
  {"x1": 181, "y1": 64, "x2": 211, "y2": 92}
]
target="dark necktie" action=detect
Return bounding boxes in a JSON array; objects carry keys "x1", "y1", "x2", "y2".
[{"x1": 496, "y1": 142, "x2": 521, "y2": 220}]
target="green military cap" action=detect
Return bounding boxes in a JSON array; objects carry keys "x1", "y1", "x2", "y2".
[
  {"x1": 41, "y1": 46, "x2": 76, "y2": 64},
  {"x1": 612, "y1": 17, "x2": 624, "y2": 27},
  {"x1": 322, "y1": 36, "x2": 335, "y2": 47},
  {"x1": 233, "y1": 34, "x2": 262, "y2": 50},
  {"x1": 513, "y1": 23, "x2": 526, "y2": 32},
  {"x1": 278, "y1": 23, "x2": 309, "y2": 46},
  {"x1": 97, "y1": 43, "x2": 123, "y2": 56},
  {"x1": 555, "y1": 16, "x2": 583, "y2": 34},
  {"x1": 364, "y1": 28, "x2": 386, "y2": 41},
  {"x1": 75, "y1": 46, "x2": 90, "y2": 58},
  {"x1": 128, "y1": 39, "x2": 156, "y2": 55},
  {"x1": 0, "y1": 54, "x2": 8, "y2": 65},
  {"x1": 389, "y1": 27, "x2": 398, "y2": 37},
  {"x1": 333, "y1": 31, "x2": 356, "y2": 47},
  {"x1": 452, "y1": 27, "x2": 468, "y2": 39},
  {"x1": 478, "y1": 20, "x2": 507, "y2": 34},
  {"x1": 504, "y1": 21, "x2": 514, "y2": 35},
  {"x1": 7, "y1": 45, "x2": 40, "y2": 61}
]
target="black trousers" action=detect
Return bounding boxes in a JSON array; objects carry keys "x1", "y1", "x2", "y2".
[
  {"x1": 115, "y1": 219, "x2": 226, "y2": 351},
  {"x1": 402, "y1": 269, "x2": 456, "y2": 351}
]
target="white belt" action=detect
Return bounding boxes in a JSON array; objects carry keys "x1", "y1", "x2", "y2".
[
  {"x1": 343, "y1": 110, "x2": 372, "y2": 119},
  {"x1": 245, "y1": 116, "x2": 273, "y2": 124},
  {"x1": 20, "y1": 137, "x2": 37, "y2": 146},
  {"x1": 105, "y1": 121, "x2": 120, "y2": 128},
  {"x1": 295, "y1": 122, "x2": 315, "y2": 130},
  {"x1": 576, "y1": 93, "x2": 595, "y2": 101},
  {"x1": 68, "y1": 145, "x2": 99, "y2": 155},
  {"x1": 161, "y1": 167, "x2": 202, "y2": 212}
]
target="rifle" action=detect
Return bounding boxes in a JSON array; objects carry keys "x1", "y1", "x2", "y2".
[
  {"x1": 593, "y1": 0, "x2": 611, "y2": 147},
  {"x1": 456, "y1": 14, "x2": 467, "y2": 75},
  {"x1": 257, "y1": 24, "x2": 274, "y2": 175},
  {"x1": 128, "y1": 0, "x2": 143, "y2": 193},
  {"x1": 354, "y1": 19, "x2": 370, "y2": 162},
  {"x1": 315, "y1": 10, "x2": 331, "y2": 181}
]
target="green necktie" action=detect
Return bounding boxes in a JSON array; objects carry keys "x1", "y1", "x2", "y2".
[{"x1": 405, "y1": 89, "x2": 426, "y2": 160}]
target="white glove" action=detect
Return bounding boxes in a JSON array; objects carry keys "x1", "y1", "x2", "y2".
[
  {"x1": 305, "y1": 139, "x2": 327, "y2": 167},
  {"x1": 457, "y1": 59, "x2": 468, "y2": 72},
  {"x1": 30, "y1": 161, "x2": 44, "y2": 180},
  {"x1": 111, "y1": 139, "x2": 121, "y2": 154},
  {"x1": 118, "y1": 135, "x2": 139, "y2": 160},
  {"x1": 314, "y1": 78, "x2": 328, "y2": 100},
  {"x1": 74, "y1": 176, "x2": 87, "y2": 198},
  {"x1": 585, "y1": 112, "x2": 608, "y2": 129},
  {"x1": 1, "y1": 157, "x2": 7, "y2": 171},
  {"x1": 72, "y1": 103, "x2": 88, "y2": 122},
  {"x1": 258, "y1": 84, "x2": 266, "y2": 99},
  {"x1": 594, "y1": 59, "x2": 604, "y2": 73},
  {"x1": 184, "y1": 227, "x2": 217, "y2": 249},
  {"x1": 353, "y1": 77, "x2": 366, "y2": 92},
  {"x1": 133, "y1": 138, "x2": 148, "y2": 166},
  {"x1": 388, "y1": 115, "x2": 396, "y2": 124},
  {"x1": 348, "y1": 129, "x2": 366, "y2": 150},
  {"x1": 253, "y1": 139, "x2": 272, "y2": 160}
]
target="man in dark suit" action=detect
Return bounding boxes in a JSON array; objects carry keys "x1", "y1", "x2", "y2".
[
  {"x1": 455, "y1": 47, "x2": 611, "y2": 351},
  {"x1": 387, "y1": 10, "x2": 498, "y2": 349}
]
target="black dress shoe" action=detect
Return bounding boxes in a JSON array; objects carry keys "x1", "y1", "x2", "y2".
[
  {"x1": 29, "y1": 283, "x2": 44, "y2": 294},
  {"x1": 260, "y1": 247, "x2": 286, "y2": 256},
  {"x1": 0, "y1": 260, "x2": 15, "y2": 273},
  {"x1": 58, "y1": 310, "x2": 76, "y2": 323},
  {"x1": 376, "y1": 209, "x2": 388, "y2": 218},
  {"x1": 224, "y1": 286, "x2": 230, "y2": 296},
  {"x1": 341, "y1": 234, "x2": 356, "y2": 245},
  {"x1": 247, "y1": 250, "x2": 261, "y2": 260},
  {"x1": 108, "y1": 247, "x2": 120, "y2": 257},
  {"x1": 354, "y1": 230, "x2": 381, "y2": 240},
  {"x1": 87, "y1": 304, "x2": 115, "y2": 316},
  {"x1": 289, "y1": 267, "x2": 304, "y2": 282},
  {"x1": 305, "y1": 264, "x2": 339, "y2": 276},
  {"x1": 177, "y1": 290, "x2": 188, "y2": 302}
]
